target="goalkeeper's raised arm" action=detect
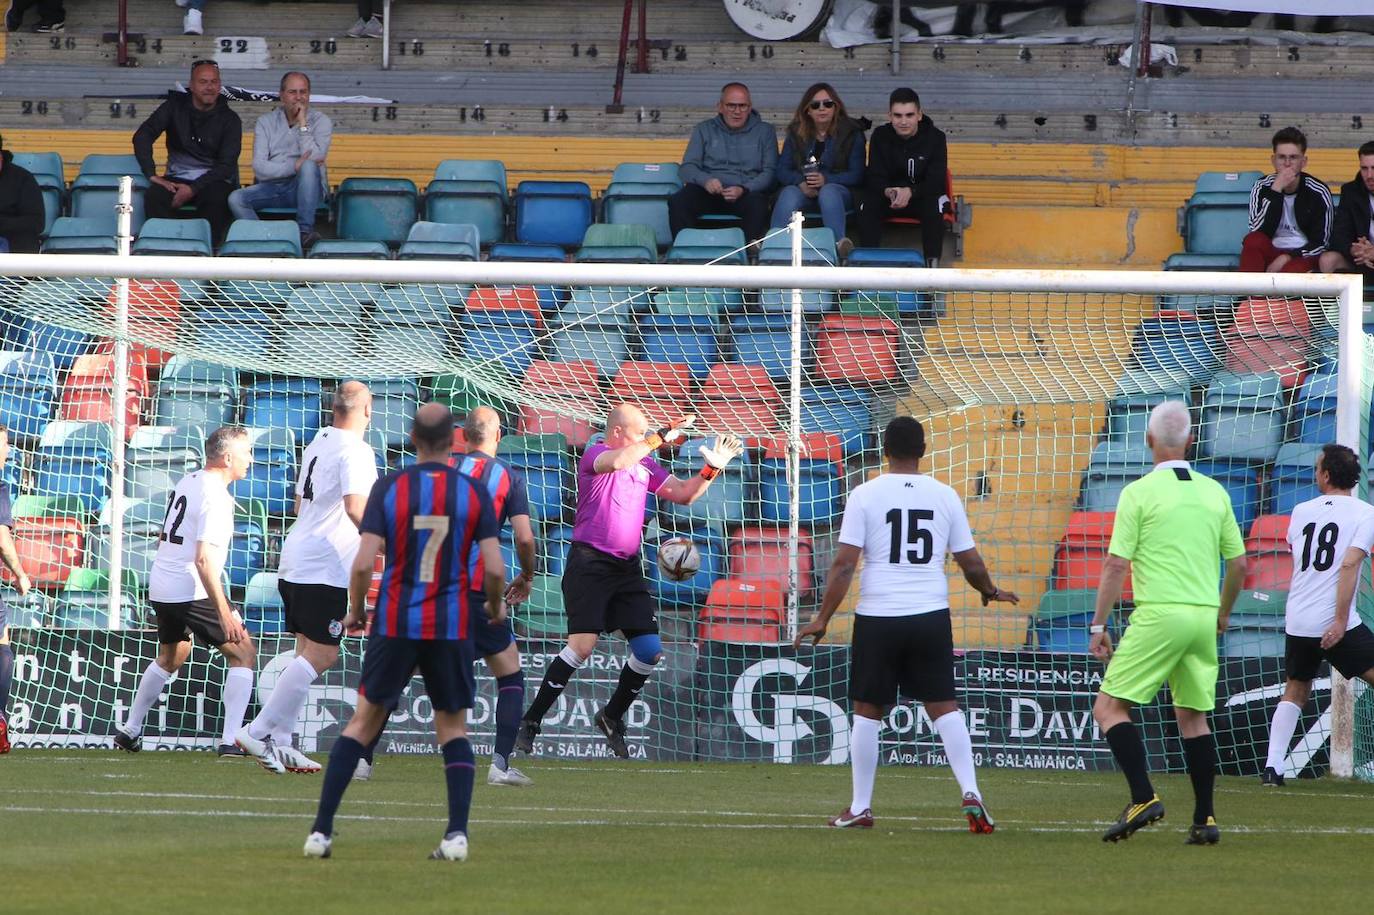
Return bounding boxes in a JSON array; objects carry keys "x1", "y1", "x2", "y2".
[{"x1": 592, "y1": 403, "x2": 743, "y2": 506}]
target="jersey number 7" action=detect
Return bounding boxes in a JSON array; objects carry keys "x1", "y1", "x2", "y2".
[
  {"x1": 413, "y1": 514, "x2": 450, "y2": 583},
  {"x1": 886, "y1": 508, "x2": 934, "y2": 564}
]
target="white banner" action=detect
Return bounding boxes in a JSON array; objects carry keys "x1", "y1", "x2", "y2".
[{"x1": 1148, "y1": 0, "x2": 1371, "y2": 15}]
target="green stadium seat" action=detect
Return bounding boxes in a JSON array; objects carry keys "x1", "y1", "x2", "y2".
[
  {"x1": 575, "y1": 223, "x2": 658, "y2": 263},
  {"x1": 1033, "y1": 589, "x2": 1099, "y2": 652}
]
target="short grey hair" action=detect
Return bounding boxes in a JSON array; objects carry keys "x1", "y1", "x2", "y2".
[
  {"x1": 205, "y1": 426, "x2": 248, "y2": 462},
  {"x1": 1147, "y1": 400, "x2": 1191, "y2": 449}
]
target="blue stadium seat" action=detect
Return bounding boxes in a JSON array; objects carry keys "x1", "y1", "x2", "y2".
[
  {"x1": 459, "y1": 310, "x2": 540, "y2": 376},
  {"x1": 126, "y1": 425, "x2": 204, "y2": 502},
  {"x1": 550, "y1": 316, "x2": 627, "y2": 377},
  {"x1": 639, "y1": 314, "x2": 720, "y2": 379},
  {"x1": 845, "y1": 248, "x2": 925, "y2": 268},
  {"x1": 335, "y1": 177, "x2": 419, "y2": 246},
  {"x1": 1270, "y1": 442, "x2": 1322, "y2": 517},
  {"x1": 1033, "y1": 589, "x2": 1098, "y2": 653},
  {"x1": 70, "y1": 174, "x2": 146, "y2": 235},
  {"x1": 1106, "y1": 369, "x2": 1191, "y2": 444},
  {"x1": 424, "y1": 178, "x2": 506, "y2": 248},
  {"x1": 800, "y1": 385, "x2": 874, "y2": 457},
  {"x1": 35, "y1": 420, "x2": 112, "y2": 513},
  {"x1": 133, "y1": 217, "x2": 213, "y2": 257},
  {"x1": 659, "y1": 438, "x2": 752, "y2": 528},
  {"x1": 730, "y1": 313, "x2": 810, "y2": 381},
  {"x1": 538, "y1": 522, "x2": 574, "y2": 578},
  {"x1": 188, "y1": 304, "x2": 275, "y2": 361},
  {"x1": 41, "y1": 216, "x2": 117, "y2": 255},
  {"x1": 758, "y1": 287, "x2": 836, "y2": 315},
  {"x1": 242, "y1": 377, "x2": 325, "y2": 444},
  {"x1": 1163, "y1": 253, "x2": 1240, "y2": 271},
  {"x1": 1192, "y1": 171, "x2": 1263, "y2": 195},
  {"x1": 242, "y1": 571, "x2": 285, "y2": 633},
  {"x1": 1291, "y1": 372, "x2": 1374, "y2": 451},
  {"x1": 154, "y1": 357, "x2": 237, "y2": 429},
  {"x1": 1130, "y1": 311, "x2": 1219, "y2": 386},
  {"x1": 308, "y1": 239, "x2": 392, "y2": 259},
  {"x1": 78, "y1": 153, "x2": 143, "y2": 178},
  {"x1": 20, "y1": 316, "x2": 93, "y2": 374},
  {"x1": 645, "y1": 524, "x2": 726, "y2": 607},
  {"x1": 280, "y1": 286, "x2": 366, "y2": 364},
  {"x1": 563, "y1": 285, "x2": 652, "y2": 318},
  {"x1": 1192, "y1": 458, "x2": 1261, "y2": 534},
  {"x1": 0, "y1": 350, "x2": 57, "y2": 441},
  {"x1": 1181, "y1": 189, "x2": 1254, "y2": 256},
  {"x1": 228, "y1": 516, "x2": 267, "y2": 596},
  {"x1": 1198, "y1": 372, "x2": 1285, "y2": 462},
  {"x1": 513, "y1": 181, "x2": 593, "y2": 248},
  {"x1": 488, "y1": 242, "x2": 566, "y2": 262},
  {"x1": 397, "y1": 221, "x2": 480, "y2": 261},
  {"x1": 757, "y1": 227, "x2": 837, "y2": 266},
  {"x1": 497, "y1": 434, "x2": 572, "y2": 521},
  {"x1": 1080, "y1": 442, "x2": 1155, "y2": 512},
  {"x1": 218, "y1": 219, "x2": 303, "y2": 258},
  {"x1": 14, "y1": 151, "x2": 63, "y2": 184},
  {"x1": 231, "y1": 427, "x2": 297, "y2": 518},
  {"x1": 759, "y1": 451, "x2": 841, "y2": 525}
]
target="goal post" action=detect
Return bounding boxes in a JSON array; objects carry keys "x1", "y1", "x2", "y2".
[{"x1": 0, "y1": 239, "x2": 1367, "y2": 776}]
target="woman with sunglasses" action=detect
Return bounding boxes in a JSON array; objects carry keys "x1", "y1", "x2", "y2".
[{"x1": 770, "y1": 82, "x2": 867, "y2": 259}]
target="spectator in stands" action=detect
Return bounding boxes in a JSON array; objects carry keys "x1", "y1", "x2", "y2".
[
  {"x1": 228, "y1": 72, "x2": 331, "y2": 250},
  {"x1": 669, "y1": 82, "x2": 778, "y2": 245},
  {"x1": 347, "y1": 0, "x2": 384, "y2": 38},
  {"x1": 769, "y1": 82, "x2": 867, "y2": 260},
  {"x1": 4, "y1": 0, "x2": 64, "y2": 32},
  {"x1": 133, "y1": 59, "x2": 242, "y2": 245},
  {"x1": 179, "y1": 0, "x2": 205, "y2": 36},
  {"x1": 1240, "y1": 126, "x2": 1333, "y2": 274},
  {"x1": 1318, "y1": 141, "x2": 1374, "y2": 284},
  {"x1": 856, "y1": 88, "x2": 949, "y2": 266},
  {"x1": 0, "y1": 134, "x2": 45, "y2": 254}
]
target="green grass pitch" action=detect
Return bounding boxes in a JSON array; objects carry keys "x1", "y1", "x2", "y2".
[{"x1": 4, "y1": 751, "x2": 1374, "y2": 913}]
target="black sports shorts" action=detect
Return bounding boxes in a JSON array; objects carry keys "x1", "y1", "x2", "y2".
[
  {"x1": 279, "y1": 579, "x2": 349, "y2": 646},
  {"x1": 152, "y1": 598, "x2": 231, "y2": 647},
  {"x1": 561, "y1": 542, "x2": 658, "y2": 637},
  {"x1": 849, "y1": 610, "x2": 957, "y2": 706},
  {"x1": 1286, "y1": 624, "x2": 1374, "y2": 681}
]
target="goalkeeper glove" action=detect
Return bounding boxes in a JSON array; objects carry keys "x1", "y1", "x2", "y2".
[
  {"x1": 645, "y1": 414, "x2": 695, "y2": 450},
  {"x1": 697, "y1": 434, "x2": 743, "y2": 481}
]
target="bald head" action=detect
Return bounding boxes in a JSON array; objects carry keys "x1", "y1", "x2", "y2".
[
  {"x1": 412, "y1": 401, "x2": 455, "y2": 459},
  {"x1": 605, "y1": 403, "x2": 649, "y2": 448},
  {"x1": 463, "y1": 406, "x2": 502, "y2": 450},
  {"x1": 333, "y1": 380, "x2": 372, "y2": 432}
]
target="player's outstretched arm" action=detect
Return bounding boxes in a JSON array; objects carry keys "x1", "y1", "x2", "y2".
[
  {"x1": 657, "y1": 434, "x2": 744, "y2": 506},
  {"x1": 794, "y1": 543, "x2": 862, "y2": 649},
  {"x1": 1324, "y1": 546, "x2": 1366, "y2": 648},
  {"x1": 593, "y1": 414, "x2": 695, "y2": 474},
  {"x1": 1087, "y1": 554, "x2": 1131, "y2": 661},
  {"x1": 951, "y1": 547, "x2": 1019, "y2": 606},
  {"x1": 346, "y1": 532, "x2": 385, "y2": 632}
]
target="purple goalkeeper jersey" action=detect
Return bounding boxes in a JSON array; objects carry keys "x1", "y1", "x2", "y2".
[{"x1": 571, "y1": 443, "x2": 669, "y2": 559}]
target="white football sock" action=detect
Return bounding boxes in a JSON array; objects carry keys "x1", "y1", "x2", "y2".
[
  {"x1": 249, "y1": 655, "x2": 318, "y2": 743},
  {"x1": 849, "y1": 715, "x2": 880, "y2": 814},
  {"x1": 1265, "y1": 700, "x2": 1302, "y2": 774},
  {"x1": 220, "y1": 667, "x2": 254, "y2": 745},
  {"x1": 124, "y1": 661, "x2": 174, "y2": 736},
  {"x1": 935, "y1": 710, "x2": 980, "y2": 799}
]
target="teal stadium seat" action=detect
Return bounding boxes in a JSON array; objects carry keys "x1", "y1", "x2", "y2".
[
  {"x1": 132, "y1": 218, "x2": 213, "y2": 257},
  {"x1": 243, "y1": 571, "x2": 285, "y2": 633},
  {"x1": 219, "y1": 219, "x2": 303, "y2": 257},
  {"x1": 1080, "y1": 442, "x2": 1155, "y2": 512},
  {"x1": 1180, "y1": 172, "x2": 1261, "y2": 256},
  {"x1": 308, "y1": 239, "x2": 392, "y2": 259},
  {"x1": 79, "y1": 153, "x2": 143, "y2": 178},
  {"x1": 41, "y1": 216, "x2": 117, "y2": 255},
  {"x1": 602, "y1": 163, "x2": 681, "y2": 250},
  {"x1": 126, "y1": 424, "x2": 204, "y2": 502},
  {"x1": 575, "y1": 223, "x2": 658, "y2": 263},
  {"x1": 666, "y1": 227, "x2": 748, "y2": 265},
  {"x1": 757, "y1": 227, "x2": 837, "y2": 266},
  {"x1": 336, "y1": 177, "x2": 419, "y2": 246},
  {"x1": 71, "y1": 174, "x2": 146, "y2": 235},
  {"x1": 425, "y1": 166, "x2": 507, "y2": 247},
  {"x1": 1198, "y1": 371, "x2": 1285, "y2": 462},
  {"x1": 1106, "y1": 368, "x2": 1191, "y2": 444},
  {"x1": 15, "y1": 153, "x2": 65, "y2": 236},
  {"x1": 397, "y1": 220, "x2": 480, "y2": 261}
]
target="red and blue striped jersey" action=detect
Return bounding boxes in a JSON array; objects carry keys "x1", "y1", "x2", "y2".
[
  {"x1": 360, "y1": 461, "x2": 498, "y2": 640},
  {"x1": 452, "y1": 451, "x2": 529, "y2": 589}
]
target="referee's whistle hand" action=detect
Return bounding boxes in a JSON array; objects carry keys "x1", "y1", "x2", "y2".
[{"x1": 1089, "y1": 631, "x2": 1113, "y2": 662}]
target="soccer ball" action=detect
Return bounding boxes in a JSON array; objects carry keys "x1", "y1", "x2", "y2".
[{"x1": 657, "y1": 537, "x2": 701, "y2": 582}]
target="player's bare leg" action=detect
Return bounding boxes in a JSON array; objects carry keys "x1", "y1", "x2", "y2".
[
  {"x1": 1094, "y1": 692, "x2": 1165, "y2": 842},
  {"x1": 485, "y1": 643, "x2": 531, "y2": 785},
  {"x1": 116, "y1": 640, "x2": 193, "y2": 752},
  {"x1": 517, "y1": 632, "x2": 599, "y2": 754}
]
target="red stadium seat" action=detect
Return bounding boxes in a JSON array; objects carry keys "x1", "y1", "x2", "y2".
[
  {"x1": 761, "y1": 432, "x2": 845, "y2": 464},
  {"x1": 518, "y1": 359, "x2": 602, "y2": 447},
  {"x1": 105, "y1": 279, "x2": 182, "y2": 374},
  {"x1": 814, "y1": 315, "x2": 900, "y2": 384},
  {"x1": 1244, "y1": 514, "x2": 1291, "y2": 591},
  {"x1": 698, "y1": 578, "x2": 785, "y2": 642},
  {"x1": 466, "y1": 286, "x2": 544, "y2": 325},
  {"x1": 8, "y1": 516, "x2": 85, "y2": 590},
  {"x1": 609, "y1": 361, "x2": 694, "y2": 424},
  {"x1": 883, "y1": 169, "x2": 959, "y2": 229},
  {"x1": 59, "y1": 350, "x2": 148, "y2": 436},
  {"x1": 697, "y1": 364, "x2": 782, "y2": 443},
  {"x1": 1224, "y1": 298, "x2": 1311, "y2": 389},
  {"x1": 1051, "y1": 511, "x2": 1131, "y2": 601},
  {"x1": 728, "y1": 525, "x2": 813, "y2": 594}
]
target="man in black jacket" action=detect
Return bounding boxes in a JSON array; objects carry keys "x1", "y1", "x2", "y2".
[
  {"x1": 856, "y1": 88, "x2": 948, "y2": 265},
  {"x1": 133, "y1": 60, "x2": 242, "y2": 244},
  {"x1": 1240, "y1": 126, "x2": 1332, "y2": 273},
  {"x1": 0, "y1": 135, "x2": 45, "y2": 254},
  {"x1": 1319, "y1": 141, "x2": 1374, "y2": 284}
]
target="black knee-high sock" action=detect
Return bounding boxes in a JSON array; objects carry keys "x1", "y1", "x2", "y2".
[
  {"x1": 492, "y1": 671, "x2": 524, "y2": 769},
  {"x1": 524, "y1": 651, "x2": 581, "y2": 723},
  {"x1": 1105, "y1": 722, "x2": 1155, "y2": 804},
  {"x1": 442, "y1": 738, "x2": 476, "y2": 835},
  {"x1": 1183, "y1": 733, "x2": 1217, "y2": 824},
  {"x1": 603, "y1": 657, "x2": 653, "y2": 721},
  {"x1": 0, "y1": 644, "x2": 13, "y2": 719},
  {"x1": 312, "y1": 736, "x2": 365, "y2": 836}
]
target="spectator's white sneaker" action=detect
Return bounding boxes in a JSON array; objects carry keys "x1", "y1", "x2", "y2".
[
  {"x1": 487, "y1": 763, "x2": 533, "y2": 787},
  {"x1": 345, "y1": 17, "x2": 368, "y2": 37},
  {"x1": 183, "y1": 9, "x2": 202, "y2": 34},
  {"x1": 353, "y1": 758, "x2": 373, "y2": 781},
  {"x1": 361, "y1": 16, "x2": 384, "y2": 38},
  {"x1": 275, "y1": 745, "x2": 322, "y2": 774}
]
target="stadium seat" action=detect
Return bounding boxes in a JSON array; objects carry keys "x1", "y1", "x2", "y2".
[
  {"x1": 698, "y1": 364, "x2": 782, "y2": 442},
  {"x1": 550, "y1": 312, "x2": 629, "y2": 378},
  {"x1": 487, "y1": 242, "x2": 567, "y2": 262},
  {"x1": 460, "y1": 309, "x2": 541, "y2": 377},
  {"x1": 0, "y1": 350, "x2": 57, "y2": 441},
  {"x1": 154, "y1": 357, "x2": 238, "y2": 429},
  {"x1": 659, "y1": 436, "x2": 752, "y2": 528},
  {"x1": 426, "y1": 163, "x2": 508, "y2": 247},
  {"x1": 1269, "y1": 442, "x2": 1321, "y2": 517},
  {"x1": 1105, "y1": 369, "x2": 1191, "y2": 445},
  {"x1": 243, "y1": 377, "x2": 325, "y2": 445},
  {"x1": 1244, "y1": 514, "x2": 1291, "y2": 591},
  {"x1": 1033, "y1": 589, "x2": 1099, "y2": 653},
  {"x1": 397, "y1": 221, "x2": 480, "y2": 261},
  {"x1": 563, "y1": 285, "x2": 652, "y2": 318},
  {"x1": 433, "y1": 158, "x2": 507, "y2": 188},
  {"x1": 35, "y1": 421, "x2": 113, "y2": 514},
  {"x1": 602, "y1": 181, "x2": 679, "y2": 250},
  {"x1": 69, "y1": 174, "x2": 146, "y2": 235},
  {"x1": 1179, "y1": 172, "x2": 1261, "y2": 254},
  {"x1": 78, "y1": 153, "x2": 142, "y2": 178},
  {"x1": 335, "y1": 177, "x2": 419, "y2": 246},
  {"x1": 838, "y1": 288, "x2": 932, "y2": 320},
  {"x1": 513, "y1": 181, "x2": 593, "y2": 248},
  {"x1": 231, "y1": 427, "x2": 297, "y2": 519},
  {"x1": 54, "y1": 567, "x2": 142, "y2": 629},
  {"x1": 218, "y1": 219, "x2": 303, "y2": 258},
  {"x1": 1192, "y1": 171, "x2": 1264, "y2": 195},
  {"x1": 697, "y1": 578, "x2": 785, "y2": 643},
  {"x1": 1162, "y1": 253, "x2": 1241, "y2": 271},
  {"x1": 126, "y1": 425, "x2": 204, "y2": 502},
  {"x1": 645, "y1": 525, "x2": 726, "y2": 606},
  {"x1": 59, "y1": 350, "x2": 149, "y2": 435},
  {"x1": 1191, "y1": 458, "x2": 1262, "y2": 535},
  {"x1": 515, "y1": 574, "x2": 566, "y2": 639},
  {"x1": 497, "y1": 433, "x2": 573, "y2": 521},
  {"x1": 728, "y1": 524, "x2": 814, "y2": 594},
  {"x1": 1223, "y1": 297, "x2": 1311, "y2": 389},
  {"x1": 1198, "y1": 372, "x2": 1285, "y2": 461},
  {"x1": 14, "y1": 151, "x2": 63, "y2": 185},
  {"x1": 801, "y1": 385, "x2": 874, "y2": 457},
  {"x1": 353, "y1": 378, "x2": 422, "y2": 451},
  {"x1": 242, "y1": 571, "x2": 285, "y2": 634},
  {"x1": 41, "y1": 216, "x2": 118, "y2": 255},
  {"x1": 1129, "y1": 310, "x2": 1220, "y2": 386},
  {"x1": 814, "y1": 315, "x2": 901, "y2": 384},
  {"x1": 757, "y1": 227, "x2": 838, "y2": 266},
  {"x1": 729, "y1": 313, "x2": 809, "y2": 381},
  {"x1": 186, "y1": 304, "x2": 274, "y2": 361},
  {"x1": 610, "y1": 162, "x2": 680, "y2": 186},
  {"x1": 639, "y1": 314, "x2": 721, "y2": 380},
  {"x1": 228, "y1": 513, "x2": 267, "y2": 595},
  {"x1": 610, "y1": 361, "x2": 694, "y2": 425},
  {"x1": 666, "y1": 227, "x2": 748, "y2": 265},
  {"x1": 651, "y1": 287, "x2": 742, "y2": 318},
  {"x1": 1051, "y1": 512, "x2": 1131, "y2": 599},
  {"x1": 1289, "y1": 373, "x2": 1374, "y2": 452},
  {"x1": 538, "y1": 523, "x2": 574, "y2": 578},
  {"x1": 1079, "y1": 442, "x2": 1155, "y2": 513},
  {"x1": 759, "y1": 435, "x2": 842, "y2": 525},
  {"x1": 1220, "y1": 588, "x2": 1287, "y2": 657},
  {"x1": 85, "y1": 497, "x2": 158, "y2": 589},
  {"x1": 518, "y1": 360, "x2": 602, "y2": 447},
  {"x1": 14, "y1": 151, "x2": 64, "y2": 234},
  {"x1": 1159, "y1": 255, "x2": 1242, "y2": 314},
  {"x1": 758, "y1": 287, "x2": 836, "y2": 315},
  {"x1": 845, "y1": 248, "x2": 925, "y2": 268},
  {"x1": 132, "y1": 218, "x2": 213, "y2": 257},
  {"x1": 12, "y1": 508, "x2": 85, "y2": 590},
  {"x1": 308, "y1": 239, "x2": 392, "y2": 259},
  {"x1": 112, "y1": 280, "x2": 183, "y2": 373},
  {"x1": 19, "y1": 317, "x2": 93, "y2": 375},
  {"x1": 431, "y1": 361, "x2": 518, "y2": 425},
  {"x1": 280, "y1": 286, "x2": 367, "y2": 365},
  {"x1": 575, "y1": 223, "x2": 658, "y2": 264}
]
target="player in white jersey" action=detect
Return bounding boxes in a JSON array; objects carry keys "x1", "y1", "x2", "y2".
[
  {"x1": 795, "y1": 416, "x2": 1019, "y2": 831},
  {"x1": 236, "y1": 382, "x2": 376, "y2": 775},
  {"x1": 1261, "y1": 443, "x2": 1374, "y2": 786},
  {"x1": 113, "y1": 427, "x2": 256, "y2": 756}
]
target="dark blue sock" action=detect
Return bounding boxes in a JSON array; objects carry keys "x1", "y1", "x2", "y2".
[
  {"x1": 0, "y1": 644, "x2": 13, "y2": 720},
  {"x1": 493, "y1": 671, "x2": 525, "y2": 770},
  {"x1": 312, "y1": 736, "x2": 365, "y2": 836},
  {"x1": 442, "y1": 738, "x2": 476, "y2": 836}
]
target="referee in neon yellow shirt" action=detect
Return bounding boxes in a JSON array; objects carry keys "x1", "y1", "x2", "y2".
[{"x1": 1088, "y1": 400, "x2": 1247, "y2": 845}]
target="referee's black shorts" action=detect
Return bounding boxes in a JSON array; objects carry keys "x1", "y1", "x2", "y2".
[
  {"x1": 278, "y1": 579, "x2": 349, "y2": 646},
  {"x1": 849, "y1": 610, "x2": 957, "y2": 707},
  {"x1": 562, "y1": 542, "x2": 658, "y2": 637}
]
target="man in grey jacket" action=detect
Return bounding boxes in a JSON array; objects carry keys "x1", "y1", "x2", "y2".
[
  {"x1": 228, "y1": 71, "x2": 332, "y2": 249},
  {"x1": 669, "y1": 82, "x2": 778, "y2": 245}
]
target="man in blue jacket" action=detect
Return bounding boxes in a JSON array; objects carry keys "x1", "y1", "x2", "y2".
[{"x1": 669, "y1": 82, "x2": 778, "y2": 245}]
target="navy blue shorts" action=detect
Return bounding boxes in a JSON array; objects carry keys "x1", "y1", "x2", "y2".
[
  {"x1": 357, "y1": 632, "x2": 476, "y2": 714},
  {"x1": 467, "y1": 590, "x2": 516, "y2": 658}
]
